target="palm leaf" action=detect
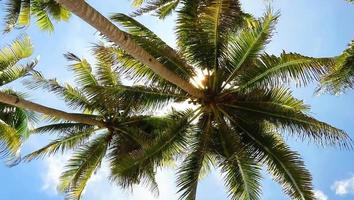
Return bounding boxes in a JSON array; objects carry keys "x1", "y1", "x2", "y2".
[
  {"x1": 0, "y1": 60, "x2": 37, "y2": 87},
  {"x1": 222, "y1": 10, "x2": 278, "y2": 87},
  {"x1": 24, "y1": 130, "x2": 95, "y2": 161},
  {"x1": 235, "y1": 52, "x2": 334, "y2": 91},
  {"x1": 31, "y1": 122, "x2": 95, "y2": 135},
  {"x1": 85, "y1": 84, "x2": 187, "y2": 111},
  {"x1": 3, "y1": 0, "x2": 71, "y2": 32},
  {"x1": 26, "y1": 71, "x2": 95, "y2": 113},
  {"x1": 64, "y1": 52, "x2": 99, "y2": 88},
  {"x1": 218, "y1": 151, "x2": 261, "y2": 200},
  {"x1": 111, "y1": 13, "x2": 195, "y2": 80},
  {"x1": 111, "y1": 109, "x2": 197, "y2": 185},
  {"x1": 176, "y1": 113, "x2": 212, "y2": 200},
  {"x1": 221, "y1": 89, "x2": 350, "y2": 148},
  {"x1": 59, "y1": 133, "x2": 110, "y2": 200},
  {"x1": 0, "y1": 36, "x2": 33, "y2": 70},
  {"x1": 132, "y1": 0, "x2": 180, "y2": 19},
  {"x1": 213, "y1": 119, "x2": 262, "y2": 200},
  {"x1": 319, "y1": 40, "x2": 354, "y2": 94},
  {"x1": 237, "y1": 122, "x2": 315, "y2": 200},
  {"x1": 3, "y1": 0, "x2": 22, "y2": 32},
  {"x1": 92, "y1": 44, "x2": 121, "y2": 86},
  {"x1": 0, "y1": 121, "x2": 21, "y2": 159}
]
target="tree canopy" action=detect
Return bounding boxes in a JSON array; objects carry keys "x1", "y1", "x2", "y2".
[{"x1": 0, "y1": 0, "x2": 353, "y2": 200}]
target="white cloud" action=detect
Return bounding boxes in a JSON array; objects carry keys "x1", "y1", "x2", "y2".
[
  {"x1": 332, "y1": 175, "x2": 354, "y2": 196},
  {"x1": 41, "y1": 155, "x2": 69, "y2": 195},
  {"x1": 314, "y1": 190, "x2": 328, "y2": 200},
  {"x1": 41, "y1": 155, "x2": 179, "y2": 200}
]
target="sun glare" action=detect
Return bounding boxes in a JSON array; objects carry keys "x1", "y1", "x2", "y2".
[{"x1": 190, "y1": 69, "x2": 209, "y2": 88}]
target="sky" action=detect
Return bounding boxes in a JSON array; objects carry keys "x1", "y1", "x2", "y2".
[{"x1": 0, "y1": 0, "x2": 354, "y2": 200}]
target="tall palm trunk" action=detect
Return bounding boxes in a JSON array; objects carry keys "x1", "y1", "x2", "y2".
[
  {"x1": 55, "y1": 0, "x2": 203, "y2": 99},
  {"x1": 0, "y1": 92, "x2": 106, "y2": 127}
]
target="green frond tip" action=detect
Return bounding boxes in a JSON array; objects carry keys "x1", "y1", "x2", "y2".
[
  {"x1": 222, "y1": 9, "x2": 279, "y2": 86},
  {"x1": 234, "y1": 52, "x2": 334, "y2": 91},
  {"x1": 0, "y1": 121, "x2": 21, "y2": 160},
  {"x1": 131, "y1": 0, "x2": 180, "y2": 19},
  {"x1": 319, "y1": 40, "x2": 354, "y2": 94},
  {"x1": 132, "y1": 0, "x2": 145, "y2": 7},
  {"x1": 23, "y1": 130, "x2": 94, "y2": 162},
  {"x1": 64, "y1": 52, "x2": 99, "y2": 87},
  {"x1": 0, "y1": 36, "x2": 33, "y2": 69}
]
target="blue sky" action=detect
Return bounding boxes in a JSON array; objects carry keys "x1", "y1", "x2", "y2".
[{"x1": 0, "y1": 0, "x2": 354, "y2": 199}]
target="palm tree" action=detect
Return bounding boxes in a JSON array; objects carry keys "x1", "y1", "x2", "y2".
[
  {"x1": 0, "y1": 1, "x2": 350, "y2": 200},
  {"x1": 23, "y1": 49, "x2": 190, "y2": 199},
  {"x1": 0, "y1": 37, "x2": 37, "y2": 161},
  {"x1": 2, "y1": 0, "x2": 70, "y2": 32},
  {"x1": 96, "y1": 7, "x2": 350, "y2": 200}
]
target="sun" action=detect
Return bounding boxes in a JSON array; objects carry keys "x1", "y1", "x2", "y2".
[{"x1": 190, "y1": 69, "x2": 209, "y2": 89}]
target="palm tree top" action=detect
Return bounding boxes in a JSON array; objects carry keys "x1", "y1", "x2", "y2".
[
  {"x1": 23, "y1": 46, "x2": 193, "y2": 199},
  {"x1": 105, "y1": 5, "x2": 350, "y2": 200}
]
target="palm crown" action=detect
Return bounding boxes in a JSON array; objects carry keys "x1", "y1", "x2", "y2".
[
  {"x1": 24, "y1": 48, "x2": 193, "y2": 199},
  {"x1": 0, "y1": 37, "x2": 37, "y2": 162},
  {"x1": 105, "y1": 2, "x2": 350, "y2": 200}
]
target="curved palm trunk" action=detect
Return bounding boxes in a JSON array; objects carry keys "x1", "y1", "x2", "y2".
[
  {"x1": 55, "y1": 0, "x2": 203, "y2": 99},
  {"x1": 0, "y1": 92, "x2": 106, "y2": 127}
]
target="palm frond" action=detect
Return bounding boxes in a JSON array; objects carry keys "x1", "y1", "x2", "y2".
[
  {"x1": 23, "y1": 130, "x2": 95, "y2": 161},
  {"x1": 64, "y1": 52, "x2": 99, "y2": 88},
  {"x1": 26, "y1": 71, "x2": 95, "y2": 113},
  {"x1": 59, "y1": 133, "x2": 110, "y2": 200},
  {"x1": 131, "y1": 0, "x2": 180, "y2": 19},
  {"x1": 92, "y1": 44, "x2": 121, "y2": 86},
  {"x1": 176, "y1": 0, "x2": 213, "y2": 69},
  {"x1": 0, "y1": 121, "x2": 21, "y2": 159},
  {"x1": 222, "y1": 10, "x2": 278, "y2": 86},
  {"x1": 221, "y1": 89, "x2": 351, "y2": 148},
  {"x1": 31, "y1": 122, "x2": 95, "y2": 135},
  {"x1": 0, "y1": 36, "x2": 33, "y2": 70},
  {"x1": 238, "y1": 122, "x2": 315, "y2": 200},
  {"x1": 218, "y1": 151, "x2": 262, "y2": 200},
  {"x1": 3, "y1": 0, "x2": 71, "y2": 32},
  {"x1": 111, "y1": 109, "x2": 196, "y2": 186},
  {"x1": 213, "y1": 118, "x2": 262, "y2": 200},
  {"x1": 132, "y1": 0, "x2": 145, "y2": 7},
  {"x1": 85, "y1": 84, "x2": 187, "y2": 111},
  {"x1": 3, "y1": 0, "x2": 22, "y2": 33},
  {"x1": 0, "y1": 60, "x2": 37, "y2": 87},
  {"x1": 235, "y1": 52, "x2": 334, "y2": 91},
  {"x1": 17, "y1": 0, "x2": 31, "y2": 26},
  {"x1": 319, "y1": 40, "x2": 354, "y2": 94},
  {"x1": 111, "y1": 13, "x2": 195, "y2": 80},
  {"x1": 176, "y1": 113, "x2": 212, "y2": 200},
  {"x1": 0, "y1": 90, "x2": 37, "y2": 139}
]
